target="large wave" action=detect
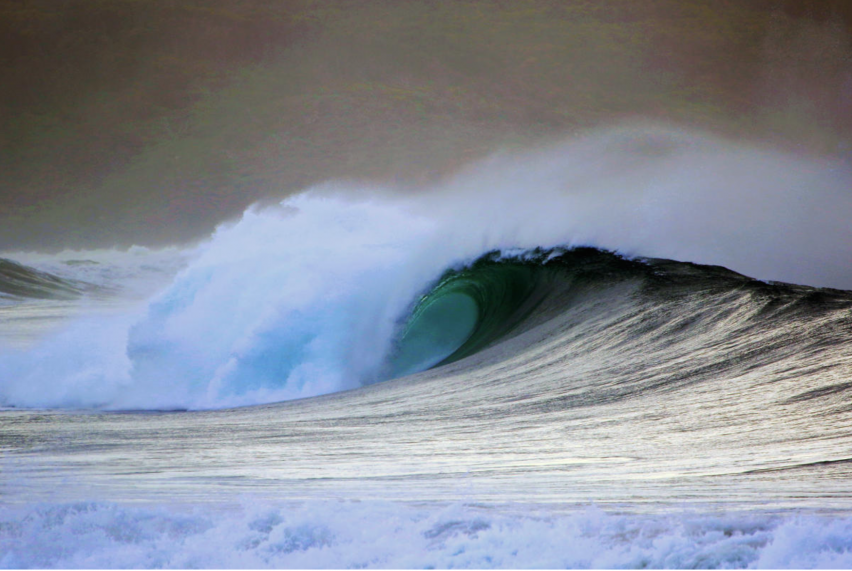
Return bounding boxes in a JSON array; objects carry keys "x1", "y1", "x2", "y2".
[{"x1": 1, "y1": 123, "x2": 850, "y2": 410}]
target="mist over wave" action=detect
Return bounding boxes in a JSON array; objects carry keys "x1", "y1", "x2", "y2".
[{"x1": 1, "y1": 123, "x2": 850, "y2": 410}]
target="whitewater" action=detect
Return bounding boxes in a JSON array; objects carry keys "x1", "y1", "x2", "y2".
[{"x1": 2, "y1": 123, "x2": 852, "y2": 568}]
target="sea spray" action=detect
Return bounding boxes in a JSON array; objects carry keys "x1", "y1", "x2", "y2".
[{"x1": 122, "y1": 196, "x2": 446, "y2": 409}]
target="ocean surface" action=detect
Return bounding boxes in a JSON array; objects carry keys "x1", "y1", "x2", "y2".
[{"x1": 2, "y1": 124, "x2": 852, "y2": 568}]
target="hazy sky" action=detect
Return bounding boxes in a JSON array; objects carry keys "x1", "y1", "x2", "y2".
[{"x1": 2, "y1": 0, "x2": 851, "y2": 251}]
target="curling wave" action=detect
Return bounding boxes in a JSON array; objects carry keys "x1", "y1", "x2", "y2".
[{"x1": 388, "y1": 251, "x2": 554, "y2": 377}]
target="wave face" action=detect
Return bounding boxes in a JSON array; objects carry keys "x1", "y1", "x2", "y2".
[{"x1": 0, "y1": 123, "x2": 851, "y2": 411}]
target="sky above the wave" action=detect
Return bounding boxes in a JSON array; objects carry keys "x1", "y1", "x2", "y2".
[{"x1": 1, "y1": 0, "x2": 851, "y2": 252}]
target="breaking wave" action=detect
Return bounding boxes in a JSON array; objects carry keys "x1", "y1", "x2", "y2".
[{"x1": 1, "y1": 123, "x2": 851, "y2": 411}]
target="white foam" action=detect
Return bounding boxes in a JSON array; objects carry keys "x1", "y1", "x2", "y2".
[{"x1": 2, "y1": 499, "x2": 851, "y2": 568}]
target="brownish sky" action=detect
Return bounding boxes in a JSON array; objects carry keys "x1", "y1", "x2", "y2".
[{"x1": 2, "y1": 0, "x2": 851, "y2": 251}]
